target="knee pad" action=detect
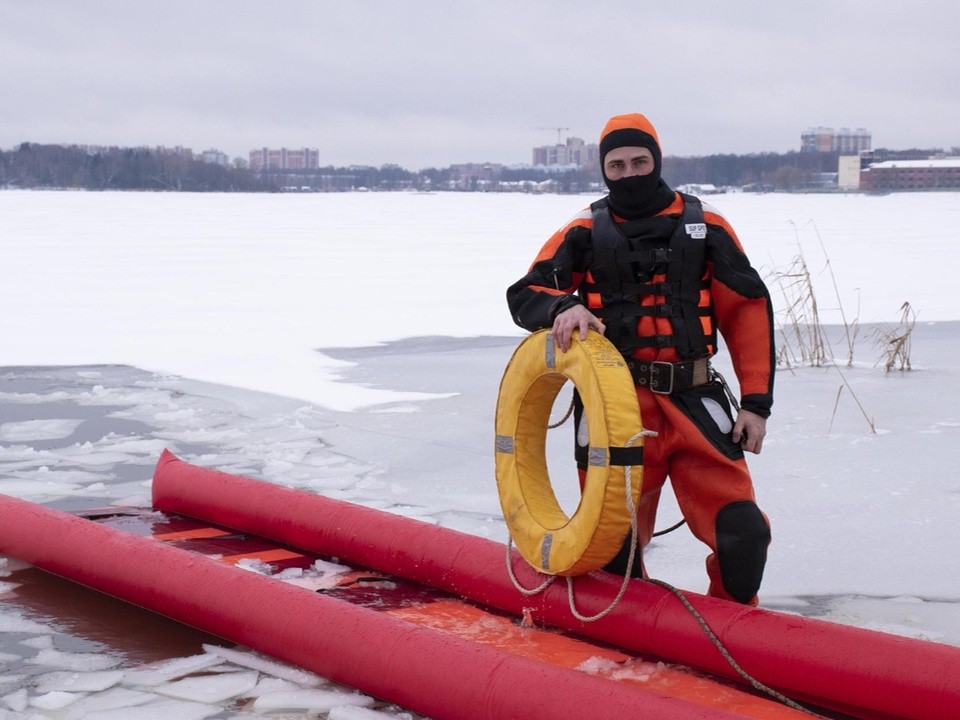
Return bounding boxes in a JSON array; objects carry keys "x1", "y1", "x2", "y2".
[{"x1": 716, "y1": 501, "x2": 771, "y2": 603}]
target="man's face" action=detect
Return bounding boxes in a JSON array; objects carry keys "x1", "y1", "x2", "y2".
[{"x1": 603, "y1": 146, "x2": 655, "y2": 181}]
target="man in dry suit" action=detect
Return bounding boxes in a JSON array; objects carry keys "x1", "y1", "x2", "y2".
[{"x1": 507, "y1": 112, "x2": 774, "y2": 604}]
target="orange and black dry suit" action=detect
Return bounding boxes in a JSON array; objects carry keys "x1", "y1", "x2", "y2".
[{"x1": 507, "y1": 192, "x2": 775, "y2": 604}]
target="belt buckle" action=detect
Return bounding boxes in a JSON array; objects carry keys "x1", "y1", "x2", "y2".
[{"x1": 649, "y1": 361, "x2": 674, "y2": 394}]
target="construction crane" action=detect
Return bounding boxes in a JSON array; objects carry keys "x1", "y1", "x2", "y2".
[{"x1": 534, "y1": 126, "x2": 570, "y2": 144}]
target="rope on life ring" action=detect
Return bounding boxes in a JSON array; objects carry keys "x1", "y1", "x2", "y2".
[{"x1": 494, "y1": 329, "x2": 644, "y2": 577}]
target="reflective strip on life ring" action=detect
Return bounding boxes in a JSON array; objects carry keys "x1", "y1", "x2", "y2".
[{"x1": 495, "y1": 329, "x2": 644, "y2": 576}]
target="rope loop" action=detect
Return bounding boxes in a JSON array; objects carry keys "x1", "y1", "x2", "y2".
[
  {"x1": 505, "y1": 536, "x2": 556, "y2": 596},
  {"x1": 564, "y1": 430, "x2": 643, "y2": 622},
  {"x1": 506, "y1": 432, "x2": 644, "y2": 621}
]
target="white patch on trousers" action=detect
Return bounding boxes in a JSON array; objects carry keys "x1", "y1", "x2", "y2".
[{"x1": 702, "y1": 397, "x2": 733, "y2": 434}]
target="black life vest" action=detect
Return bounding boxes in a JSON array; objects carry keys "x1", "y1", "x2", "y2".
[{"x1": 582, "y1": 192, "x2": 716, "y2": 360}]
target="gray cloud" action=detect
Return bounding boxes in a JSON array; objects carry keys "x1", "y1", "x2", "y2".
[{"x1": 2, "y1": 0, "x2": 957, "y2": 168}]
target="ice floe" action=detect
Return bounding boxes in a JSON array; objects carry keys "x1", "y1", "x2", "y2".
[
  {"x1": 0, "y1": 419, "x2": 83, "y2": 442},
  {"x1": 34, "y1": 669, "x2": 125, "y2": 693},
  {"x1": 152, "y1": 670, "x2": 258, "y2": 703}
]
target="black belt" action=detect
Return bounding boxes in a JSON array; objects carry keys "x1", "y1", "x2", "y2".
[{"x1": 626, "y1": 358, "x2": 710, "y2": 394}]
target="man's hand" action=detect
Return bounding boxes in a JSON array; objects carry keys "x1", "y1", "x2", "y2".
[
  {"x1": 733, "y1": 409, "x2": 766, "y2": 454},
  {"x1": 551, "y1": 304, "x2": 606, "y2": 352}
]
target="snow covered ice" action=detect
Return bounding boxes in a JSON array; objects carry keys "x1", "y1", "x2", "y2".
[{"x1": 1, "y1": 189, "x2": 959, "y2": 718}]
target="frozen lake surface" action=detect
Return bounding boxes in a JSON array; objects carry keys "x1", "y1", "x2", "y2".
[{"x1": 1, "y1": 190, "x2": 959, "y2": 718}]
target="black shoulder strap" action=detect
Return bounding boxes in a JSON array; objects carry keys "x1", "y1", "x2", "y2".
[
  {"x1": 589, "y1": 199, "x2": 632, "y2": 294},
  {"x1": 666, "y1": 193, "x2": 711, "y2": 358}
]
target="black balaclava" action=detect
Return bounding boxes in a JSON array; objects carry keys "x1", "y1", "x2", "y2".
[{"x1": 599, "y1": 113, "x2": 676, "y2": 219}]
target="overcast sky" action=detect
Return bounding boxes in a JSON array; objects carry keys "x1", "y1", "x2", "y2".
[{"x1": 2, "y1": 1, "x2": 957, "y2": 169}]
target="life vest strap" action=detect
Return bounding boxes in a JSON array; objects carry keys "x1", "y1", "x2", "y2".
[
  {"x1": 622, "y1": 247, "x2": 671, "y2": 264},
  {"x1": 594, "y1": 304, "x2": 712, "y2": 321},
  {"x1": 619, "y1": 335, "x2": 677, "y2": 351}
]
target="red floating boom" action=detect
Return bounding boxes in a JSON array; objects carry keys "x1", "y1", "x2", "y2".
[
  {"x1": 150, "y1": 450, "x2": 960, "y2": 720},
  {"x1": 0, "y1": 490, "x2": 739, "y2": 720}
]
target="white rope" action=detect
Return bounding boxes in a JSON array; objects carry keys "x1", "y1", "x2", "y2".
[
  {"x1": 504, "y1": 431, "x2": 649, "y2": 619},
  {"x1": 505, "y1": 535, "x2": 556, "y2": 596},
  {"x1": 564, "y1": 430, "x2": 645, "y2": 622},
  {"x1": 547, "y1": 395, "x2": 575, "y2": 429}
]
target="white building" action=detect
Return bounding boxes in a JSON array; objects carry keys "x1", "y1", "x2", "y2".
[{"x1": 200, "y1": 149, "x2": 231, "y2": 167}]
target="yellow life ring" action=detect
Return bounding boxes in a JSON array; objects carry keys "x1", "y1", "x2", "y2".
[{"x1": 495, "y1": 329, "x2": 644, "y2": 576}]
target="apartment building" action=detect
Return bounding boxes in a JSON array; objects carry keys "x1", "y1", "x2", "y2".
[
  {"x1": 200, "y1": 149, "x2": 230, "y2": 167},
  {"x1": 801, "y1": 127, "x2": 872, "y2": 154},
  {"x1": 249, "y1": 147, "x2": 320, "y2": 171},
  {"x1": 532, "y1": 137, "x2": 599, "y2": 169}
]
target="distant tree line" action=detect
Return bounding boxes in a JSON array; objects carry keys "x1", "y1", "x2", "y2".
[
  {"x1": 0, "y1": 141, "x2": 941, "y2": 194},
  {"x1": 663, "y1": 151, "x2": 841, "y2": 190},
  {"x1": 0, "y1": 143, "x2": 270, "y2": 192}
]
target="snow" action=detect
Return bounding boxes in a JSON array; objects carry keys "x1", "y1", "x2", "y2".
[
  {"x1": 2, "y1": 190, "x2": 955, "y2": 412},
  {"x1": 0, "y1": 189, "x2": 958, "y2": 718}
]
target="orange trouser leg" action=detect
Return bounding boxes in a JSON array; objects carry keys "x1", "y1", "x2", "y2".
[{"x1": 636, "y1": 388, "x2": 771, "y2": 604}]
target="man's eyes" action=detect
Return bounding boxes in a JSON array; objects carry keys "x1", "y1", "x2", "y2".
[{"x1": 607, "y1": 158, "x2": 649, "y2": 171}]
